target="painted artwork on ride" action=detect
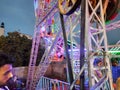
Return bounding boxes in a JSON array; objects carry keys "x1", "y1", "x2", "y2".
[{"x1": 34, "y1": 0, "x2": 57, "y2": 20}]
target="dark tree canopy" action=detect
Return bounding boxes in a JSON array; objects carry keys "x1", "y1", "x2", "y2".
[
  {"x1": 0, "y1": 31, "x2": 32, "y2": 67},
  {"x1": 0, "y1": 31, "x2": 45, "y2": 67}
]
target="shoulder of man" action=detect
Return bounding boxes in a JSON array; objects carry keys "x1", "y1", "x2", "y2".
[{"x1": 0, "y1": 86, "x2": 9, "y2": 90}]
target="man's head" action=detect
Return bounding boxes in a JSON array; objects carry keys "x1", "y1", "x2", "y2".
[
  {"x1": 0, "y1": 52, "x2": 14, "y2": 86},
  {"x1": 111, "y1": 59, "x2": 118, "y2": 66}
]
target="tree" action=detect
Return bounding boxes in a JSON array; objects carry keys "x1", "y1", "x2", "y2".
[{"x1": 0, "y1": 31, "x2": 32, "y2": 67}]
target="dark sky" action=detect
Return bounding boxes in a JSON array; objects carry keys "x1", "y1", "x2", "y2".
[{"x1": 0, "y1": 0, "x2": 35, "y2": 36}]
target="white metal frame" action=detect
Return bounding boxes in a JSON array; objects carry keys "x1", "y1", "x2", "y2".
[
  {"x1": 26, "y1": 0, "x2": 120, "y2": 90},
  {"x1": 85, "y1": 0, "x2": 113, "y2": 89}
]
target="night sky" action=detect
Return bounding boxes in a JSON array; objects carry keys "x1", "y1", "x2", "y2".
[{"x1": 0, "y1": 0, "x2": 35, "y2": 36}]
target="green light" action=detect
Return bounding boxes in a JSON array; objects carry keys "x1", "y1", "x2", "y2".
[
  {"x1": 108, "y1": 51, "x2": 120, "y2": 55},
  {"x1": 67, "y1": 40, "x2": 76, "y2": 46},
  {"x1": 105, "y1": 20, "x2": 111, "y2": 25},
  {"x1": 108, "y1": 51, "x2": 120, "y2": 53}
]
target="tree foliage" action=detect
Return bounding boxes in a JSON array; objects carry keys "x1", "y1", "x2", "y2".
[{"x1": 0, "y1": 32, "x2": 32, "y2": 67}]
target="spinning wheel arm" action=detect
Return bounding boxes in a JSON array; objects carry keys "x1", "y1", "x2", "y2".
[
  {"x1": 58, "y1": 0, "x2": 81, "y2": 15},
  {"x1": 58, "y1": 0, "x2": 119, "y2": 21}
]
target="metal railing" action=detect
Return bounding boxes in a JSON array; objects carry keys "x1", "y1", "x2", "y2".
[{"x1": 36, "y1": 76, "x2": 80, "y2": 90}]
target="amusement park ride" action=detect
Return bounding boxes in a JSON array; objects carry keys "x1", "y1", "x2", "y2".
[{"x1": 26, "y1": 0, "x2": 120, "y2": 90}]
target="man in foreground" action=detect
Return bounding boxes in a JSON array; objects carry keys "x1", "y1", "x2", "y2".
[{"x1": 0, "y1": 52, "x2": 14, "y2": 90}]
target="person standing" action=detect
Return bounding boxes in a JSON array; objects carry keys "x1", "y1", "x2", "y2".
[{"x1": 0, "y1": 52, "x2": 14, "y2": 90}]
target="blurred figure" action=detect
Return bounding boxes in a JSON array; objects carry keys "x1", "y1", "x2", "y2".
[
  {"x1": 111, "y1": 59, "x2": 118, "y2": 67},
  {"x1": 116, "y1": 77, "x2": 120, "y2": 90},
  {"x1": 94, "y1": 58, "x2": 103, "y2": 79},
  {"x1": 0, "y1": 52, "x2": 14, "y2": 90}
]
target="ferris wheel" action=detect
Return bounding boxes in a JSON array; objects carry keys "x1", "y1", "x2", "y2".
[{"x1": 26, "y1": 0, "x2": 120, "y2": 90}]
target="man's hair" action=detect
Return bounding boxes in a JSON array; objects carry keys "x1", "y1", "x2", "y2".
[{"x1": 0, "y1": 52, "x2": 14, "y2": 67}]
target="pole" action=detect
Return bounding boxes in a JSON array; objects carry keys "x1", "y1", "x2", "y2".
[
  {"x1": 80, "y1": 0, "x2": 86, "y2": 90},
  {"x1": 59, "y1": 13, "x2": 75, "y2": 90}
]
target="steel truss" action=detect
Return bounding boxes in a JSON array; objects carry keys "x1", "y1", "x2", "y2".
[{"x1": 26, "y1": 0, "x2": 120, "y2": 90}]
